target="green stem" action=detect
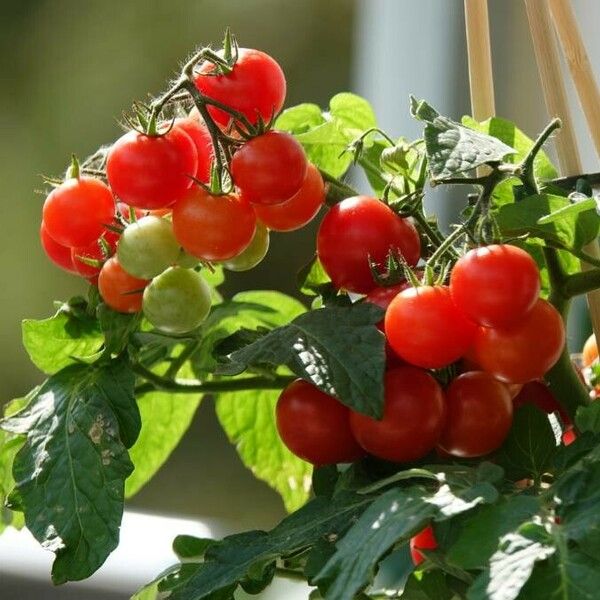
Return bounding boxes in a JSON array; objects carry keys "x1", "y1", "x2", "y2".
[
  {"x1": 562, "y1": 268, "x2": 600, "y2": 297},
  {"x1": 165, "y1": 339, "x2": 202, "y2": 379},
  {"x1": 520, "y1": 118, "x2": 562, "y2": 194},
  {"x1": 411, "y1": 208, "x2": 447, "y2": 250}
]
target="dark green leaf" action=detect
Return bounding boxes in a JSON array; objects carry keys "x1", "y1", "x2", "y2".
[
  {"x1": 218, "y1": 304, "x2": 386, "y2": 418},
  {"x1": 97, "y1": 303, "x2": 141, "y2": 355},
  {"x1": 401, "y1": 571, "x2": 454, "y2": 600},
  {"x1": 312, "y1": 465, "x2": 340, "y2": 499},
  {"x1": 173, "y1": 535, "x2": 216, "y2": 561},
  {"x1": 575, "y1": 402, "x2": 600, "y2": 434}
]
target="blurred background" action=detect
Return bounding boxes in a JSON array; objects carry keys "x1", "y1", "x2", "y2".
[{"x1": 1, "y1": 0, "x2": 599, "y2": 597}]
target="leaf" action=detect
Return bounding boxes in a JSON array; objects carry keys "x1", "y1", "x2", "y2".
[
  {"x1": 201, "y1": 265, "x2": 225, "y2": 289},
  {"x1": 173, "y1": 535, "x2": 215, "y2": 560},
  {"x1": 216, "y1": 387, "x2": 312, "y2": 512},
  {"x1": 22, "y1": 310, "x2": 103, "y2": 375},
  {"x1": 2, "y1": 359, "x2": 135, "y2": 583},
  {"x1": 537, "y1": 198, "x2": 596, "y2": 225},
  {"x1": 297, "y1": 256, "x2": 332, "y2": 297},
  {"x1": 275, "y1": 103, "x2": 325, "y2": 134},
  {"x1": 410, "y1": 98, "x2": 514, "y2": 180},
  {"x1": 575, "y1": 401, "x2": 600, "y2": 434},
  {"x1": 125, "y1": 361, "x2": 201, "y2": 498},
  {"x1": 328, "y1": 92, "x2": 377, "y2": 133},
  {"x1": 97, "y1": 304, "x2": 141, "y2": 355},
  {"x1": 401, "y1": 571, "x2": 454, "y2": 600},
  {"x1": 218, "y1": 304, "x2": 386, "y2": 418},
  {"x1": 495, "y1": 405, "x2": 557, "y2": 481}
]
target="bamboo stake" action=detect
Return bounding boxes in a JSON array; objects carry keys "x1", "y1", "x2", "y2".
[
  {"x1": 525, "y1": 0, "x2": 600, "y2": 341},
  {"x1": 464, "y1": 0, "x2": 496, "y2": 120},
  {"x1": 549, "y1": 0, "x2": 600, "y2": 159}
]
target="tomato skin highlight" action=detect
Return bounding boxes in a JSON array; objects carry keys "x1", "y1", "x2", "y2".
[
  {"x1": 194, "y1": 48, "x2": 286, "y2": 127},
  {"x1": 385, "y1": 286, "x2": 477, "y2": 369},
  {"x1": 40, "y1": 222, "x2": 78, "y2": 274},
  {"x1": 253, "y1": 163, "x2": 324, "y2": 231},
  {"x1": 350, "y1": 366, "x2": 446, "y2": 463},
  {"x1": 276, "y1": 380, "x2": 365, "y2": 466},
  {"x1": 450, "y1": 244, "x2": 540, "y2": 327},
  {"x1": 107, "y1": 128, "x2": 198, "y2": 209},
  {"x1": 43, "y1": 176, "x2": 115, "y2": 248},
  {"x1": 317, "y1": 196, "x2": 421, "y2": 294},
  {"x1": 98, "y1": 257, "x2": 149, "y2": 313},
  {"x1": 172, "y1": 187, "x2": 256, "y2": 261},
  {"x1": 474, "y1": 299, "x2": 565, "y2": 384},
  {"x1": 232, "y1": 131, "x2": 307, "y2": 205},
  {"x1": 410, "y1": 526, "x2": 438, "y2": 566},
  {"x1": 439, "y1": 371, "x2": 513, "y2": 458},
  {"x1": 174, "y1": 117, "x2": 213, "y2": 182}
]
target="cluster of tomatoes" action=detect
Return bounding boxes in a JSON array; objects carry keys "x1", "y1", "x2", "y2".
[
  {"x1": 39, "y1": 48, "x2": 324, "y2": 334},
  {"x1": 276, "y1": 195, "x2": 568, "y2": 467}
]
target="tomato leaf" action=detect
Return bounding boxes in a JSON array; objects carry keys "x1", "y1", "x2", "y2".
[
  {"x1": 574, "y1": 402, "x2": 600, "y2": 434},
  {"x1": 217, "y1": 304, "x2": 386, "y2": 418},
  {"x1": 97, "y1": 303, "x2": 141, "y2": 356},
  {"x1": 1, "y1": 359, "x2": 135, "y2": 583},
  {"x1": 297, "y1": 255, "x2": 333, "y2": 297}
]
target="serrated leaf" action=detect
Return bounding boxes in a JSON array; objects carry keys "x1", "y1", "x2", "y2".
[
  {"x1": 216, "y1": 387, "x2": 312, "y2": 512},
  {"x1": 218, "y1": 304, "x2": 385, "y2": 418},
  {"x1": 22, "y1": 310, "x2": 103, "y2": 374},
  {"x1": 2, "y1": 359, "x2": 134, "y2": 583}
]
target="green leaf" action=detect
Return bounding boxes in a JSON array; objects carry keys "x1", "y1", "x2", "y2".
[
  {"x1": 275, "y1": 103, "x2": 325, "y2": 134},
  {"x1": 97, "y1": 304, "x2": 141, "y2": 355},
  {"x1": 410, "y1": 97, "x2": 514, "y2": 180},
  {"x1": 2, "y1": 359, "x2": 135, "y2": 583},
  {"x1": 401, "y1": 571, "x2": 454, "y2": 600},
  {"x1": 173, "y1": 535, "x2": 215, "y2": 560},
  {"x1": 22, "y1": 310, "x2": 103, "y2": 375},
  {"x1": 216, "y1": 387, "x2": 312, "y2": 512},
  {"x1": 218, "y1": 304, "x2": 386, "y2": 418},
  {"x1": 495, "y1": 405, "x2": 557, "y2": 481},
  {"x1": 297, "y1": 256, "x2": 332, "y2": 297},
  {"x1": 537, "y1": 198, "x2": 596, "y2": 225},
  {"x1": 328, "y1": 92, "x2": 377, "y2": 133},
  {"x1": 575, "y1": 402, "x2": 600, "y2": 434},
  {"x1": 201, "y1": 265, "x2": 225, "y2": 289}
]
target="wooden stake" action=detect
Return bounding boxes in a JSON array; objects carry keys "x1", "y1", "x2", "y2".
[
  {"x1": 549, "y1": 0, "x2": 600, "y2": 159},
  {"x1": 464, "y1": 0, "x2": 496, "y2": 120}
]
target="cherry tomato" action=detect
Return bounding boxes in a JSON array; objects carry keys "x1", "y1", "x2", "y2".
[
  {"x1": 459, "y1": 350, "x2": 523, "y2": 399},
  {"x1": 350, "y1": 366, "x2": 445, "y2": 462},
  {"x1": 317, "y1": 196, "x2": 421, "y2": 294},
  {"x1": 385, "y1": 286, "x2": 477, "y2": 369},
  {"x1": 106, "y1": 128, "x2": 197, "y2": 209},
  {"x1": 142, "y1": 267, "x2": 211, "y2": 334},
  {"x1": 174, "y1": 117, "x2": 213, "y2": 182},
  {"x1": 40, "y1": 222, "x2": 78, "y2": 274},
  {"x1": 71, "y1": 232, "x2": 118, "y2": 279},
  {"x1": 193, "y1": 48, "x2": 286, "y2": 128},
  {"x1": 438, "y1": 371, "x2": 513, "y2": 457},
  {"x1": 117, "y1": 216, "x2": 180, "y2": 279},
  {"x1": 222, "y1": 223, "x2": 269, "y2": 272},
  {"x1": 450, "y1": 244, "x2": 540, "y2": 327},
  {"x1": 172, "y1": 187, "x2": 256, "y2": 261},
  {"x1": 582, "y1": 334, "x2": 598, "y2": 367},
  {"x1": 231, "y1": 131, "x2": 307, "y2": 205},
  {"x1": 410, "y1": 526, "x2": 438, "y2": 566},
  {"x1": 512, "y1": 381, "x2": 570, "y2": 425},
  {"x1": 42, "y1": 176, "x2": 115, "y2": 247},
  {"x1": 116, "y1": 202, "x2": 145, "y2": 222},
  {"x1": 98, "y1": 256, "x2": 148, "y2": 313},
  {"x1": 473, "y1": 299, "x2": 565, "y2": 384},
  {"x1": 253, "y1": 164, "x2": 324, "y2": 231},
  {"x1": 276, "y1": 379, "x2": 365, "y2": 466}
]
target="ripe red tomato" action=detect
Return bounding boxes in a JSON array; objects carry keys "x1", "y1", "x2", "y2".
[
  {"x1": 459, "y1": 350, "x2": 523, "y2": 399},
  {"x1": 317, "y1": 196, "x2": 421, "y2": 294},
  {"x1": 193, "y1": 48, "x2": 286, "y2": 127},
  {"x1": 172, "y1": 187, "x2": 256, "y2": 261},
  {"x1": 253, "y1": 163, "x2": 324, "y2": 231},
  {"x1": 582, "y1": 333, "x2": 598, "y2": 367},
  {"x1": 276, "y1": 380, "x2": 364, "y2": 465},
  {"x1": 71, "y1": 233, "x2": 118, "y2": 279},
  {"x1": 410, "y1": 526, "x2": 438, "y2": 566},
  {"x1": 473, "y1": 299, "x2": 565, "y2": 384},
  {"x1": 350, "y1": 366, "x2": 445, "y2": 462},
  {"x1": 174, "y1": 117, "x2": 213, "y2": 182},
  {"x1": 385, "y1": 286, "x2": 477, "y2": 369},
  {"x1": 231, "y1": 131, "x2": 307, "y2": 205},
  {"x1": 512, "y1": 381, "x2": 570, "y2": 425},
  {"x1": 106, "y1": 128, "x2": 198, "y2": 209},
  {"x1": 450, "y1": 244, "x2": 540, "y2": 327},
  {"x1": 98, "y1": 257, "x2": 148, "y2": 313},
  {"x1": 40, "y1": 222, "x2": 78, "y2": 274},
  {"x1": 438, "y1": 371, "x2": 513, "y2": 457},
  {"x1": 42, "y1": 177, "x2": 115, "y2": 247}
]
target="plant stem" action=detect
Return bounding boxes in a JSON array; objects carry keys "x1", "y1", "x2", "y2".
[
  {"x1": 562, "y1": 268, "x2": 600, "y2": 297},
  {"x1": 520, "y1": 118, "x2": 562, "y2": 193}
]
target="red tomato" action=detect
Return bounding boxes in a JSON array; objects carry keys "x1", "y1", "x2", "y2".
[
  {"x1": 253, "y1": 163, "x2": 324, "y2": 231},
  {"x1": 410, "y1": 526, "x2": 438, "y2": 566},
  {"x1": 317, "y1": 196, "x2": 421, "y2": 294},
  {"x1": 562, "y1": 427, "x2": 577, "y2": 446},
  {"x1": 116, "y1": 202, "x2": 145, "y2": 222},
  {"x1": 350, "y1": 366, "x2": 445, "y2": 462},
  {"x1": 231, "y1": 131, "x2": 307, "y2": 205},
  {"x1": 39, "y1": 222, "x2": 78, "y2": 274},
  {"x1": 71, "y1": 232, "x2": 118, "y2": 279},
  {"x1": 174, "y1": 117, "x2": 213, "y2": 182},
  {"x1": 275, "y1": 380, "x2": 364, "y2": 465},
  {"x1": 473, "y1": 299, "x2": 565, "y2": 384},
  {"x1": 385, "y1": 286, "x2": 477, "y2": 369},
  {"x1": 42, "y1": 177, "x2": 115, "y2": 247},
  {"x1": 194, "y1": 48, "x2": 286, "y2": 128},
  {"x1": 106, "y1": 128, "x2": 198, "y2": 209},
  {"x1": 512, "y1": 381, "x2": 570, "y2": 425},
  {"x1": 98, "y1": 257, "x2": 148, "y2": 313},
  {"x1": 459, "y1": 351, "x2": 523, "y2": 399},
  {"x1": 172, "y1": 187, "x2": 256, "y2": 261},
  {"x1": 582, "y1": 334, "x2": 598, "y2": 368},
  {"x1": 450, "y1": 244, "x2": 540, "y2": 327},
  {"x1": 438, "y1": 371, "x2": 513, "y2": 457}
]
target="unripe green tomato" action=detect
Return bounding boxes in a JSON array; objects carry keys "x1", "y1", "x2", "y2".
[
  {"x1": 143, "y1": 267, "x2": 211, "y2": 334},
  {"x1": 117, "y1": 216, "x2": 180, "y2": 279},
  {"x1": 222, "y1": 223, "x2": 270, "y2": 272},
  {"x1": 176, "y1": 248, "x2": 201, "y2": 269}
]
